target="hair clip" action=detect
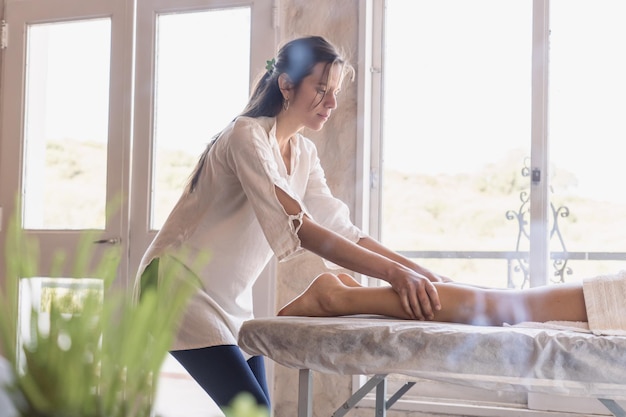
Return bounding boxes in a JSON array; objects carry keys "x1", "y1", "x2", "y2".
[{"x1": 265, "y1": 58, "x2": 276, "y2": 73}]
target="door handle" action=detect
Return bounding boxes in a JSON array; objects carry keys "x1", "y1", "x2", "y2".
[{"x1": 93, "y1": 237, "x2": 122, "y2": 245}]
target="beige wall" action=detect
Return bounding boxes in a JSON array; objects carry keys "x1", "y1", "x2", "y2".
[
  {"x1": 272, "y1": 2, "x2": 358, "y2": 416},
  {"x1": 272, "y1": 1, "x2": 359, "y2": 416}
]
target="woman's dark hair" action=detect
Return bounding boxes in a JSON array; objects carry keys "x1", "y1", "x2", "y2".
[
  {"x1": 241, "y1": 35, "x2": 353, "y2": 117},
  {"x1": 185, "y1": 36, "x2": 353, "y2": 193}
]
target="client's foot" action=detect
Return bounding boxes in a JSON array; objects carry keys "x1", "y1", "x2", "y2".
[{"x1": 278, "y1": 273, "x2": 347, "y2": 317}]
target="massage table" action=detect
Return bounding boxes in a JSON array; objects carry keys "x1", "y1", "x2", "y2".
[{"x1": 238, "y1": 315, "x2": 626, "y2": 417}]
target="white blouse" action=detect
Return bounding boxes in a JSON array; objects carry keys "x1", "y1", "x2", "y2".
[{"x1": 134, "y1": 116, "x2": 365, "y2": 351}]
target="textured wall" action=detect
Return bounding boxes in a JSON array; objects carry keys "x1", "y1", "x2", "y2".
[{"x1": 272, "y1": 1, "x2": 360, "y2": 417}]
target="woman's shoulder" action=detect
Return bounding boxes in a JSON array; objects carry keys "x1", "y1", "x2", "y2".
[
  {"x1": 230, "y1": 115, "x2": 274, "y2": 134},
  {"x1": 217, "y1": 116, "x2": 275, "y2": 153},
  {"x1": 220, "y1": 116, "x2": 271, "y2": 143}
]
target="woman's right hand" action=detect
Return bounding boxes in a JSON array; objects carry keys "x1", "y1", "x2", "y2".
[
  {"x1": 387, "y1": 268, "x2": 441, "y2": 320},
  {"x1": 290, "y1": 208, "x2": 442, "y2": 320}
]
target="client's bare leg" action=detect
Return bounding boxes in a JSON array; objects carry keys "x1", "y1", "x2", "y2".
[
  {"x1": 433, "y1": 282, "x2": 587, "y2": 325},
  {"x1": 277, "y1": 273, "x2": 360, "y2": 317},
  {"x1": 277, "y1": 273, "x2": 587, "y2": 326}
]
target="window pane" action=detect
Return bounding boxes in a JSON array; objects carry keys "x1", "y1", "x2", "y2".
[
  {"x1": 151, "y1": 8, "x2": 251, "y2": 229},
  {"x1": 381, "y1": 0, "x2": 532, "y2": 287},
  {"x1": 23, "y1": 19, "x2": 111, "y2": 230},
  {"x1": 549, "y1": 0, "x2": 626, "y2": 281}
]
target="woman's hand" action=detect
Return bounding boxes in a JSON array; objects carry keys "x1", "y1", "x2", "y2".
[
  {"x1": 387, "y1": 267, "x2": 441, "y2": 320},
  {"x1": 286, "y1": 206, "x2": 446, "y2": 320}
]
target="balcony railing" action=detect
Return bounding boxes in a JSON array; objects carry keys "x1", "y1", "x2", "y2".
[
  {"x1": 397, "y1": 250, "x2": 626, "y2": 288},
  {"x1": 396, "y1": 159, "x2": 626, "y2": 288}
]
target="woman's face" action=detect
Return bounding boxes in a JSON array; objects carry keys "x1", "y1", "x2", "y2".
[{"x1": 288, "y1": 62, "x2": 344, "y2": 131}]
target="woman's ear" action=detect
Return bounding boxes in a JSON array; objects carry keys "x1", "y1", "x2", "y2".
[{"x1": 278, "y1": 73, "x2": 293, "y2": 100}]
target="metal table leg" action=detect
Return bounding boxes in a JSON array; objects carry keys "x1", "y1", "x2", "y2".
[
  {"x1": 298, "y1": 369, "x2": 313, "y2": 417},
  {"x1": 599, "y1": 399, "x2": 626, "y2": 417}
]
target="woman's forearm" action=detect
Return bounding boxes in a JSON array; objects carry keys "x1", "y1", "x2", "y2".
[
  {"x1": 357, "y1": 236, "x2": 450, "y2": 283},
  {"x1": 273, "y1": 185, "x2": 403, "y2": 282},
  {"x1": 297, "y1": 216, "x2": 402, "y2": 283}
]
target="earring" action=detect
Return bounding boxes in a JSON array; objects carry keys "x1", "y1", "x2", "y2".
[{"x1": 282, "y1": 98, "x2": 290, "y2": 111}]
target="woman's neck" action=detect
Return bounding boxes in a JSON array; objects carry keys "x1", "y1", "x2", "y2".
[{"x1": 275, "y1": 112, "x2": 301, "y2": 148}]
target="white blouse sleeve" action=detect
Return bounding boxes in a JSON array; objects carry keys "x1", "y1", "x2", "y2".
[
  {"x1": 301, "y1": 140, "x2": 366, "y2": 244},
  {"x1": 226, "y1": 118, "x2": 307, "y2": 261}
]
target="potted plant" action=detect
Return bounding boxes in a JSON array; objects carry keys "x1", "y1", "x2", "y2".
[{"x1": 0, "y1": 217, "x2": 268, "y2": 417}]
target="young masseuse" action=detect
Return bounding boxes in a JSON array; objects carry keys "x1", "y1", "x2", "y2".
[{"x1": 135, "y1": 36, "x2": 450, "y2": 410}]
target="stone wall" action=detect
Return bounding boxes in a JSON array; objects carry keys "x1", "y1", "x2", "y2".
[{"x1": 272, "y1": 1, "x2": 361, "y2": 416}]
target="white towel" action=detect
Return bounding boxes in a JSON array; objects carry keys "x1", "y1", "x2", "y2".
[{"x1": 582, "y1": 270, "x2": 626, "y2": 336}]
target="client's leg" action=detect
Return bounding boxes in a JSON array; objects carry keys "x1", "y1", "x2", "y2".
[
  {"x1": 433, "y1": 281, "x2": 587, "y2": 325},
  {"x1": 278, "y1": 273, "x2": 587, "y2": 326}
]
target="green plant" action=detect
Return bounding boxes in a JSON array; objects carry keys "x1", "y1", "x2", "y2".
[
  {"x1": 0, "y1": 216, "x2": 200, "y2": 417},
  {"x1": 222, "y1": 393, "x2": 270, "y2": 417}
]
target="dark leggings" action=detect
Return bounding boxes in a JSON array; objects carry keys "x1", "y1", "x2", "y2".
[{"x1": 170, "y1": 345, "x2": 270, "y2": 410}]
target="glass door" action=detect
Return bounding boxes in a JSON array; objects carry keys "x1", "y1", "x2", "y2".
[
  {"x1": 0, "y1": 0, "x2": 276, "y2": 286},
  {"x1": 129, "y1": 0, "x2": 276, "y2": 279},
  {"x1": 0, "y1": 0, "x2": 134, "y2": 282},
  {"x1": 0, "y1": 1, "x2": 275, "y2": 413}
]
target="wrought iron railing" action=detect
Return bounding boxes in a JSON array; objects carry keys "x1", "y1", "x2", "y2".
[
  {"x1": 396, "y1": 250, "x2": 626, "y2": 289},
  {"x1": 397, "y1": 158, "x2": 626, "y2": 288},
  {"x1": 504, "y1": 157, "x2": 573, "y2": 287}
]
